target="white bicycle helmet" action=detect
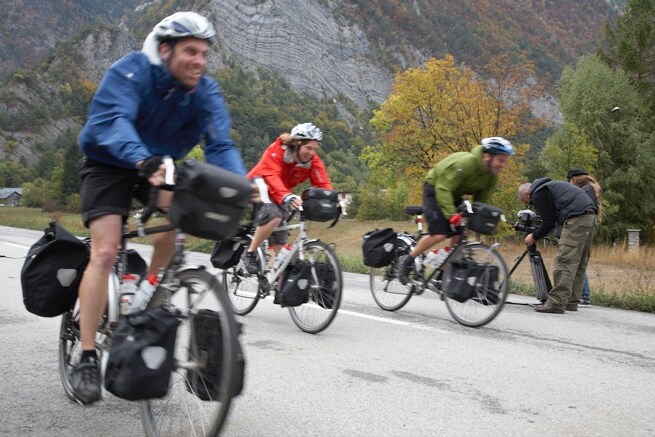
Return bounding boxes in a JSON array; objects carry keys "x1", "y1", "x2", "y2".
[
  {"x1": 142, "y1": 12, "x2": 216, "y2": 65},
  {"x1": 290, "y1": 123, "x2": 323, "y2": 142},
  {"x1": 152, "y1": 11, "x2": 216, "y2": 44},
  {"x1": 481, "y1": 137, "x2": 515, "y2": 155}
]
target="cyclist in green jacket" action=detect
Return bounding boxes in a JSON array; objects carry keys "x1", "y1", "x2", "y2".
[{"x1": 398, "y1": 137, "x2": 514, "y2": 285}]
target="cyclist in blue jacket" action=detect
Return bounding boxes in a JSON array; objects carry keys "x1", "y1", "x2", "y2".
[{"x1": 73, "y1": 11, "x2": 247, "y2": 405}]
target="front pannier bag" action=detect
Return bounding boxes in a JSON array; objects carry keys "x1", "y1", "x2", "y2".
[
  {"x1": 362, "y1": 228, "x2": 396, "y2": 268},
  {"x1": 467, "y1": 202, "x2": 503, "y2": 235},
  {"x1": 21, "y1": 222, "x2": 89, "y2": 317},
  {"x1": 105, "y1": 308, "x2": 179, "y2": 400},
  {"x1": 186, "y1": 309, "x2": 246, "y2": 400},
  {"x1": 170, "y1": 160, "x2": 252, "y2": 241},
  {"x1": 446, "y1": 259, "x2": 486, "y2": 303},
  {"x1": 275, "y1": 260, "x2": 311, "y2": 307},
  {"x1": 300, "y1": 188, "x2": 341, "y2": 222}
]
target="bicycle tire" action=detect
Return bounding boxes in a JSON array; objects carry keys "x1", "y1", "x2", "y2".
[
  {"x1": 442, "y1": 242, "x2": 509, "y2": 328},
  {"x1": 224, "y1": 247, "x2": 264, "y2": 316},
  {"x1": 140, "y1": 268, "x2": 239, "y2": 437},
  {"x1": 370, "y1": 238, "x2": 413, "y2": 311},
  {"x1": 288, "y1": 240, "x2": 343, "y2": 334}
]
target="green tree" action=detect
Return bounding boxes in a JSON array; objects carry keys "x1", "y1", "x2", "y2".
[
  {"x1": 539, "y1": 123, "x2": 599, "y2": 178},
  {"x1": 557, "y1": 54, "x2": 655, "y2": 242},
  {"x1": 600, "y1": 0, "x2": 655, "y2": 102}
]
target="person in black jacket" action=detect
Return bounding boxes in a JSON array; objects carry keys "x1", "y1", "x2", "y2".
[{"x1": 518, "y1": 178, "x2": 597, "y2": 313}]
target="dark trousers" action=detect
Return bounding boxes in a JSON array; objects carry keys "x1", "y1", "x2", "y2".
[{"x1": 548, "y1": 213, "x2": 597, "y2": 309}]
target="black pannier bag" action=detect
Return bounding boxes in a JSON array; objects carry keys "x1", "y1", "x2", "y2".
[
  {"x1": 21, "y1": 221, "x2": 89, "y2": 317},
  {"x1": 313, "y1": 262, "x2": 337, "y2": 309},
  {"x1": 446, "y1": 259, "x2": 487, "y2": 303},
  {"x1": 300, "y1": 188, "x2": 341, "y2": 222},
  {"x1": 474, "y1": 264, "x2": 500, "y2": 305},
  {"x1": 362, "y1": 228, "x2": 397, "y2": 268},
  {"x1": 187, "y1": 309, "x2": 246, "y2": 400},
  {"x1": 210, "y1": 238, "x2": 245, "y2": 269},
  {"x1": 467, "y1": 202, "x2": 503, "y2": 235},
  {"x1": 275, "y1": 260, "x2": 311, "y2": 307},
  {"x1": 169, "y1": 160, "x2": 252, "y2": 241},
  {"x1": 105, "y1": 308, "x2": 179, "y2": 400}
]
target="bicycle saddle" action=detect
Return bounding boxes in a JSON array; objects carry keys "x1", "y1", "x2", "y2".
[{"x1": 404, "y1": 205, "x2": 423, "y2": 215}]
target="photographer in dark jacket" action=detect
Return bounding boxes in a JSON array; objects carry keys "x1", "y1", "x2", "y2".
[{"x1": 518, "y1": 178, "x2": 597, "y2": 313}]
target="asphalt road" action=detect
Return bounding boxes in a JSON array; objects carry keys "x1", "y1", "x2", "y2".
[{"x1": 1, "y1": 225, "x2": 654, "y2": 437}]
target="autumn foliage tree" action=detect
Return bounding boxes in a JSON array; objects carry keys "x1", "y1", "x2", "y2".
[{"x1": 357, "y1": 55, "x2": 542, "y2": 219}]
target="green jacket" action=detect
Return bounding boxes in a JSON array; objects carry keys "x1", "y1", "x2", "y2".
[{"x1": 425, "y1": 145, "x2": 498, "y2": 218}]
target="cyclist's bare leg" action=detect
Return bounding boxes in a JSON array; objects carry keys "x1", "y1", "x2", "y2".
[
  {"x1": 409, "y1": 234, "x2": 447, "y2": 258},
  {"x1": 79, "y1": 214, "x2": 122, "y2": 350},
  {"x1": 409, "y1": 234, "x2": 462, "y2": 258},
  {"x1": 148, "y1": 190, "x2": 174, "y2": 276},
  {"x1": 247, "y1": 218, "x2": 282, "y2": 252}
]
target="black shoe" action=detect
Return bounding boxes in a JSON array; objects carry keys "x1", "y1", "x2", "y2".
[
  {"x1": 71, "y1": 359, "x2": 101, "y2": 405},
  {"x1": 243, "y1": 251, "x2": 259, "y2": 274},
  {"x1": 398, "y1": 255, "x2": 413, "y2": 286}
]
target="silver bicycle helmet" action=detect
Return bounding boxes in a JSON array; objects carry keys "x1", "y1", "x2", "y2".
[
  {"x1": 152, "y1": 11, "x2": 216, "y2": 44},
  {"x1": 290, "y1": 123, "x2": 323, "y2": 142},
  {"x1": 481, "y1": 137, "x2": 515, "y2": 155}
]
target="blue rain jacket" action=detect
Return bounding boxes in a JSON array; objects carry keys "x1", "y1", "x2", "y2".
[{"x1": 79, "y1": 52, "x2": 246, "y2": 175}]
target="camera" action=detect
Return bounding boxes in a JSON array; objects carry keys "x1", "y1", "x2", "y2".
[{"x1": 513, "y1": 209, "x2": 542, "y2": 234}]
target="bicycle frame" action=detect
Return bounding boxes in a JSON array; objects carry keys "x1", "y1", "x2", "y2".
[{"x1": 256, "y1": 213, "x2": 321, "y2": 288}]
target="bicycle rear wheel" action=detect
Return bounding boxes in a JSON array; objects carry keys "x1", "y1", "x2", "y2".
[
  {"x1": 224, "y1": 249, "x2": 264, "y2": 316},
  {"x1": 58, "y1": 306, "x2": 82, "y2": 402},
  {"x1": 288, "y1": 240, "x2": 343, "y2": 334},
  {"x1": 442, "y1": 242, "x2": 509, "y2": 328},
  {"x1": 370, "y1": 238, "x2": 413, "y2": 311},
  {"x1": 59, "y1": 303, "x2": 111, "y2": 403},
  {"x1": 140, "y1": 269, "x2": 240, "y2": 437}
]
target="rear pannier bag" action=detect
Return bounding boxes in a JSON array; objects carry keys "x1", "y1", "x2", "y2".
[
  {"x1": 467, "y1": 202, "x2": 503, "y2": 235},
  {"x1": 186, "y1": 309, "x2": 246, "y2": 400},
  {"x1": 170, "y1": 160, "x2": 252, "y2": 241},
  {"x1": 362, "y1": 228, "x2": 397, "y2": 268},
  {"x1": 105, "y1": 308, "x2": 179, "y2": 400},
  {"x1": 300, "y1": 188, "x2": 341, "y2": 222},
  {"x1": 275, "y1": 260, "x2": 311, "y2": 307},
  {"x1": 210, "y1": 238, "x2": 245, "y2": 269},
  {"x1": 21, "y1": 222, "x2": 89, "y2": 317}
]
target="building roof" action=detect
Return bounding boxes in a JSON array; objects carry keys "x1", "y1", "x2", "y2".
[{"x1": 0, "y1": 188, "x2": 23, "y2": 199}]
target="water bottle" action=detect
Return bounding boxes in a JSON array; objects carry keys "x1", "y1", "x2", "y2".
[
  {"x1": 273, "y1": 244, "x2": 293, "y2": 270},
  {"x1": 119, "y1": 273, "x2": 139, "y2": 315},
  {"x1": 429, "y1": 247, "x2": 450, "y2": 269},
  {"x1": 130, "y1": 273, "x2": 158, "y2": 313}
]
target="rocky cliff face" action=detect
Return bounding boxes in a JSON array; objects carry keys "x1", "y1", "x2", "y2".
[{"x1": 207, "y1": 0, "x2": 392, "y2": 108}]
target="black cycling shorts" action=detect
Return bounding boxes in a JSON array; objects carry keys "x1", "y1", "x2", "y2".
[
  {"x1": 422, "y1": 182, "x2": 461, "y2": 237},
  {"x1": 80, "y1": 160, "x2": 151, "y2": 227}
]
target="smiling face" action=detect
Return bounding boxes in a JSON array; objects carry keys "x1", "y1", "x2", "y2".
[
  {"x1": 294, "y1": 140, "x2": 320, "y2": 164},
  {"x1": 159, "y1": 37, "x2": 210, "y2": 89}
]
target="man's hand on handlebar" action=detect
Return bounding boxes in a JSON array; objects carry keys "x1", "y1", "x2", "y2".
[{"x1": 137, "y1": 156, "x2": 166, "y2": 186}]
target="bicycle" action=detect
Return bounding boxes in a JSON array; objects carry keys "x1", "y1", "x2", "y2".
[
  {"x1": 369, "y1": 201, "x2": 509, "y2": 327},
  {"x1": 58, "y1": 159, "x2": 243, "y2": 437},
  {"x1": 222, "y1": 201, "x2": 343, "y2": 334}
]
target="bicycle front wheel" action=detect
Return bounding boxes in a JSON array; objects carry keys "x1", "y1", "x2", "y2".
[
  {"x1": 288, "y1": 240, "x2": 343, "y2": 334},
  {"x1": 442, "y1": 242, "x2": 509, "y2": 328},
  {"x1": 140, "y1": 269, "x2": 240, "y2": 437},
  {"x1": 370, "y1": 238, "x2": 413, "y2": 311},
  {"x1": 224, "y1": 249, "x2": 264, "y2": 316}
]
